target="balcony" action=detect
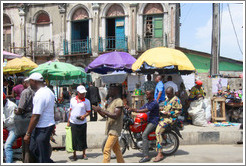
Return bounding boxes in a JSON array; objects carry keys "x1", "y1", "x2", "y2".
[
  {"x1": 138, "y1": 36, "x2": 166, "y2": 52},
  {"x1": 63, "y1": 38, "x2": 91, "y2": 55},
  {"x1": 29, "y1": 40, "x2": 55, "y2": 57},
  {"x1": 99, "y1": 36, "x2": 128, "y2": 53}
]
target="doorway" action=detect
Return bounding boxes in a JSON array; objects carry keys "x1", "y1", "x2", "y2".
[{"x1": 71, "y1": 20, "x2": 89, "y2": 53}]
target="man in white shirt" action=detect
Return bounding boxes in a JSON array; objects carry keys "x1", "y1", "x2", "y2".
[
  {"x1": 3, "y1": 92, "x2": 17, "y2": 163},
  {"x1": 164, "y1": 76, "x2": 178, "y2": 96},
  {"x1": 23, "y1": 73, "x2": 55, "y2": 163}
]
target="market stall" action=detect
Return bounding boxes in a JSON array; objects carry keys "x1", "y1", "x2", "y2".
[
  {"x1": 29, "y1": 61, "x2": 87, "y2": 122},
  {"x1": 131, "y1": 47, "x2": 196, "y2": 110}
]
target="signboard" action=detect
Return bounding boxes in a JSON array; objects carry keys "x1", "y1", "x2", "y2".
[{"x1": 116, "y1": 21, "x2": 124, "y2": 27}]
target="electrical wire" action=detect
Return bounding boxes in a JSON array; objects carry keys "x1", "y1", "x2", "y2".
[
  {"x1": 181, "y1": 4, "x2": 193, "y2": 25},
  {"x1": 227, "y1": 3, "x2": 243, "y2": 55}
]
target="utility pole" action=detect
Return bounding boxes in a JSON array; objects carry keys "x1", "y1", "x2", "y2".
[{"x1": 210, "y1": 3, "x2": 220, "y2": 76}]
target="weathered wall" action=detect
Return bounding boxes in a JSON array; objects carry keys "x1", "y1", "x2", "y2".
[{"x1": 196, "y1": 72, "x2": 243, "y2": 99}]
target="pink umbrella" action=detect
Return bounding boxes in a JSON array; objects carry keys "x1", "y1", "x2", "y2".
[{"x1": 3, "y1": 51, "x2": 22, "y2": 60}]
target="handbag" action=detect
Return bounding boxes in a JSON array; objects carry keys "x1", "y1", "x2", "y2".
[
  {"x1": 65, "y1": 126, "x2": 74, "y2": 153},
  {"x1": 14, "y1": 112, "x2": 32, "y2": 137}
]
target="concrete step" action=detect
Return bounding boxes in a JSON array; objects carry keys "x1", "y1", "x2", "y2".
[{"x1": 51, "y1": 121, "x2": 242, "y2": 149}]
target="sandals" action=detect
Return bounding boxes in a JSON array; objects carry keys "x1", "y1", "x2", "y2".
[
  {"x1": 82, "y1": 155, "x2": 88, "y2": 160},
  {"x1": 153, "y1": 156, "x2": 164, "y2": 162}
]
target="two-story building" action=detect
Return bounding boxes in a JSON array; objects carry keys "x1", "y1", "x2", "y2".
[{"x1": 3, "y1": 3, "x2": 181, "y2": 67}]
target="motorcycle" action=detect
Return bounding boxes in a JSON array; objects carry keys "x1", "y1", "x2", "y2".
[{"x1": 102, "y1": 108, "x2": 183, "y2": 158}]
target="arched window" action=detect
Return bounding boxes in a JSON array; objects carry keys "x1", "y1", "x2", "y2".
[
  {"x1": 36, "y1": 13, "x2": 50, "y2": 24},
  {"x1": 143, "y1": 3, "x2": 164, "y2": 38},
  {"x1": 70, "y1": 7, "x2": 90, "y2": 54},
  {"x1": 3, "y1": 14, "x2": 11, "y2": 25},
  {"x1": 3, "y1": 14, "x2": 12, "y2": 51},
  {"x1": 106, "y1": 4, "x2": 125, "y2": 17},
  {"x1": 72, "y1": 8, "x2": 88, "y2": 21},
  {"x1": 144, "y1": 3, "x2": 163, "y2": 15}
]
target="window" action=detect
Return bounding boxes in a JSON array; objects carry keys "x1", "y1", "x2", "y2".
[
  {"x1": 3, "y1": 14, "x2": 11, "y2": 51},
  {"x1": 36, "y1": 13, "x2": 50, "y2": 24},
  {"x1": 144, "y1": 4, "x2": 163, "y2": 38}
]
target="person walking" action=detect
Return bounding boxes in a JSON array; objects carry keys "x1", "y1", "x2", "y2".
[
  {"x1": 15, "y1": 78, "x2": 36, "y2": 163},
  {"x1": 154, "y1": 75, "x2": 166, "y2": 107},
  {"x1": 154, "y1": 87, "x2": 182, "y2": 162},
  {"x1": 86, "y1": 82, "x2": 101, "y2": 121},
  {"x1": 67, "y1": 85, "x2": 91, "y2": 161},
  {"x1": 92, "y1": 84, "x2": 125, "y2": 163},
  {"x1": 24, "y1": 73, "x2": 55, "y2": 163},
  {"x1": 127, "y1": 90, "x2": 159, "y2": 163},
  {"x1": 3, "y1": 92, "x2": 17, "y2": 163}
]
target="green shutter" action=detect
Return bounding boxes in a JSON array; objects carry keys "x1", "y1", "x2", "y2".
[{"x1": 154, "y1": 16, "x2": 163, "y2": 38}]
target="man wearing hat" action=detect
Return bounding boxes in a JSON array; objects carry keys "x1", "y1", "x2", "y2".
[
  {"x1": 92, "y1": 83, "x2": 125, "y2": 163},
  {"x1": 67, "y1": 85, "x2": 91, "y2": 161},
  {"x1": 3, "y1": 92, "x2": 18, "y2": 163},
  {"x1": 23, "y1": 73, "x2": 55, "y2": 163}
]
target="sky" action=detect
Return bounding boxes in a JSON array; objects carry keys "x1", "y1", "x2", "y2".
[{"x1": 180, "y1": 2, "x2": 244, "y2": 61}]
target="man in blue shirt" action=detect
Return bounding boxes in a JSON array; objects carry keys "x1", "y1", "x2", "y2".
[
  {"x1": 128, "y1": 90, "x2": 159, "y2": 163},
  {"x1": 154, "y1": 75, "x2": 165, "y2": 106}
]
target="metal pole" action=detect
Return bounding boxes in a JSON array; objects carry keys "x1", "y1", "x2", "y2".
[{"x1": 210, "y1": 3, "x2": 220, "y2": 76}]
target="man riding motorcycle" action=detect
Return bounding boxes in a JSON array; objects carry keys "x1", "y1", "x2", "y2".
[
  {"x1": 127, "y1": 90, "x2": 159, "y2": 163},
  {"x1": 154, "y1": 87, "x2": 182, "y2": 162}
]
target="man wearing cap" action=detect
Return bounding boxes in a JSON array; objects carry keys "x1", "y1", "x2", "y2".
[
  {"x1": 23, "y1": 73, "x2": 55, "y2": 163},
  {"x1": 15, "y1": 78, "x2": 35, "y2": 163},
  {"x1": 3, "y1": 92, "x2": 18, "y2": 163},
  {"x1": 92, "y1": 84, "x2": 125, "y2": 163},
  {"x1": 67, "y1": 85, "x2": 91, "y2": 161}
]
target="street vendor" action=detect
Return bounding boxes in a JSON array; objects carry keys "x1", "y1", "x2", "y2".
[{"x1": 188, "y1": 80, "x2": 205, "y2": 102}]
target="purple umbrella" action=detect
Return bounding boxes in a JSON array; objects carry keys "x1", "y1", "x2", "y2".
[
  {"x1": 3, "y1": 51, "x2": 22, "y2": 60},
  {"x1": 85, "y1": 51, "x2": 136, "y2": 74}
]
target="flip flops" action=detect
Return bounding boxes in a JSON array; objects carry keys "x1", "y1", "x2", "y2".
[
  {"x1": 82, "y1": 155, "x2": 88, "y2": 160},
  {"x1": 153, "y1": 156, "x2": 164, "y2": 162}
]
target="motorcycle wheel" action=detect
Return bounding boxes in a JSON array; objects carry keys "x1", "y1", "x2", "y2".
[
  {"x1": 161, "y1": 131, "x2": 179, "y2": 156},
  {"x1": 101, "y1": 136, "x2": 127, "y2": 159}
]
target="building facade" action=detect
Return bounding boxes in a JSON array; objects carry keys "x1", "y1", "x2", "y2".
[{"x1": 3, "y1": 3, "x2": 181, "y2": 66}]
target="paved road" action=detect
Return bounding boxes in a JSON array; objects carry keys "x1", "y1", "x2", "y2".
[{"x1": 14, "y1": 144, "x2": 243, "y2": 163}]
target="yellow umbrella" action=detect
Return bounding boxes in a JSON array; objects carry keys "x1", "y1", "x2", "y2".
[
  {"x1": 132, "y1": 47, "x2": 195, "y2": 74},
  {"x1": 3, "y1": 57, "x2": 38, "y2": 74}
]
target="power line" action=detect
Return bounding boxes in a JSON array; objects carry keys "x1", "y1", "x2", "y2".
[
  {"x1": 181, "y1": 4, "x2": 193, "y2": 25},
  {"x1": 227, "y1": 3, "x2": 243, "y2": 55}
]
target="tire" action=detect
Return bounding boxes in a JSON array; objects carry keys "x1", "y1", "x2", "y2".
[
  {"x1": 101, "y1": 136, "x2": 127, "y2": 159},
  {"x1": 161, "y1": 131, "x2": 179, "y2": 156}
]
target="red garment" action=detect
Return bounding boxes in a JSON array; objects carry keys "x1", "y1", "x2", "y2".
[
  {"x1": 75, "y1": 95, "x2": 85, "y2": 103},
  {"x1": 3, "y1": 92, "x2": 6, "y2": 100},
  {"x1": 195, "y1": 80, "x2": 203, "y2": 86}
]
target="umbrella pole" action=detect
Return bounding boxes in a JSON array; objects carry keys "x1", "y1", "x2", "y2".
[{"x1": 56, "y1": 78, "x2": 58, "y2": 104}]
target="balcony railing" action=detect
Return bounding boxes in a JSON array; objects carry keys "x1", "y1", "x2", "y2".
[
  {"x1": 63, "y1": 38, "x2": 91, "y2": 55},
  {"x1": 99, "y1": 36, "x2": 128, "y2": 53},
  {"x1": 32, "y1": 40, "x2": 54, "y2": 56},
  {"x1": 138, "y1": 36, "x2": 166, "y2": 52}
]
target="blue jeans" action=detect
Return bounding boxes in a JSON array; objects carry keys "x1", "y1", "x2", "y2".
[{"x1": 4, "y1": 130, "x2": 17, "y2": 163}]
